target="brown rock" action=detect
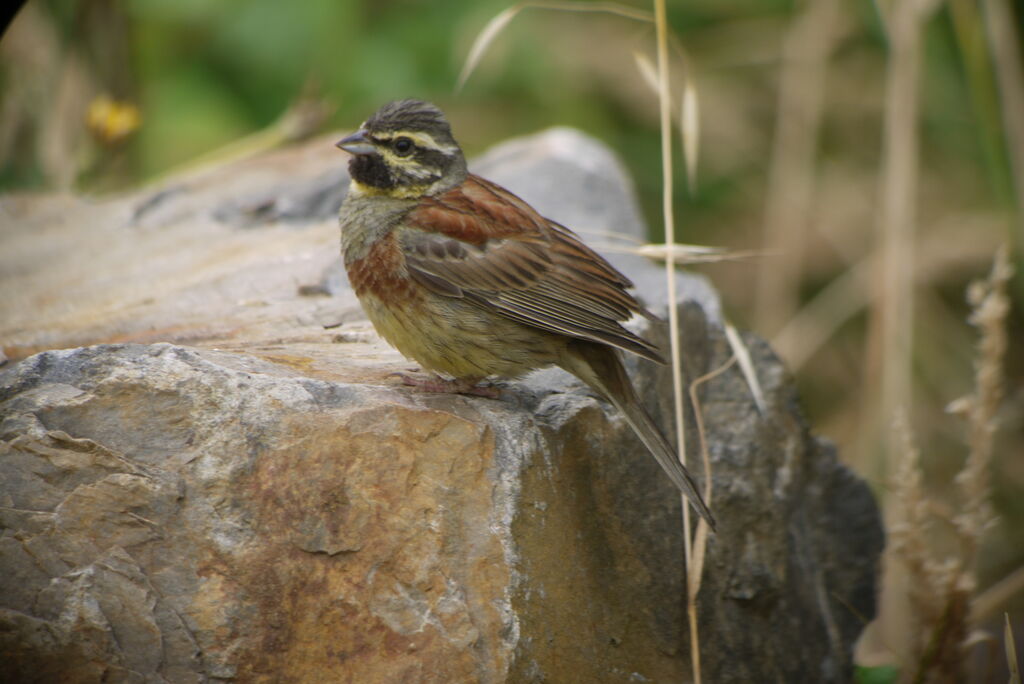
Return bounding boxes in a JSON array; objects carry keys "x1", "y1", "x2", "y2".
[{"x1": 0, "y1": 129, "x2": 883, "y2": 682}]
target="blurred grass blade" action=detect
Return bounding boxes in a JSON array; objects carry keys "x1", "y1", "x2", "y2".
[
  {"x1": 458, "y1": 2, "x2": 653, "y2": 92},
  {"x1": 725, "y1": 322, "x2": 766, "y2": 414},
  {"x1": 752, "y1": 0, "x2": 839, "y2": 339},
  {"x1": 627, "y1": 243, "x2": 773, "y2": 264},
  {"x1": 865, "y1": 0, "x2": 940, "y2": 477},
  {"x1": 144, "y1": 91, "x2": 331, "y2": 188},
  {"x1": 634, "y1": 49, "x2": 701, "y2": 192},
  {"x1": 598, "y1": 240, "x2": 770, "y2": 264},
  {"x1": 971, "y1": 565, "x2": 1024, "y2": 624},
  {"x1": 773, "y1": 258, "x2": 873, "y2": 371},
  {"x1": 457, "y1": 6, "x2": 521, "y2": 92},
  {"x1": 982, "y1": 0, "x2": 1024, "y2": 260},
  {"x1": 681, "y1": 79, "x2": 699, "y2": 193},
  {"x1": 529, "y1": 0, "x2": 652, "y2": 22},
  {"x1": 949, "y1": 0, "x2": 1014, "y2": 206},
  {"x1": 1008, "y1": 613, "x2": 1020, "y2": 684},
  {"x1": 633, "y1": 51, "x2": 659, "y2": 92},
  {"x1": 634, "y1": 242, "x2": 724, "y2": 259}
]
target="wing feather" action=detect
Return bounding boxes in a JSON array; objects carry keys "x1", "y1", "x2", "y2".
[{"x1": 401, "y1": 174, "x2": 664, "y2": 363}]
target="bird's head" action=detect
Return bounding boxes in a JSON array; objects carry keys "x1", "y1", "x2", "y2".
[{"x1": 336, "y1": 99, "x2": 467, "y2": 198}]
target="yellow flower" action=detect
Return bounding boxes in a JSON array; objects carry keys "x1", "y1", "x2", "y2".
[{"x1": 86, "y1": 95, "x2": 141, "y2": 144}]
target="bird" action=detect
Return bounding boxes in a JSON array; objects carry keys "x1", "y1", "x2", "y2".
[{"x1": 336, "y1": 99, "x2": 715, "y2": 531}]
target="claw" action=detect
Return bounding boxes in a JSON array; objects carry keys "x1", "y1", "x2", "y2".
[{"x1": 387, "y1": 372, "x2": 500, "y2": 399}]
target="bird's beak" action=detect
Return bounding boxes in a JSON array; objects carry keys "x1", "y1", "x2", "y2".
[{"x1": 335, "y1": 130, "x2": 376, "y2": 155}]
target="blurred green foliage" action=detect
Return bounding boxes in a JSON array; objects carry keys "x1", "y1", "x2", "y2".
[
  {"x1": 854, "y1": 665, "x2": 900, "y2": 684},
  {"x1": 2, "y1": 0, "x2": 1017, "y2": 247}
]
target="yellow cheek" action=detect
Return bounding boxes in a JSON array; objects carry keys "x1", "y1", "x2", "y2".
[{"x1": 348, "y1": 179, "x2": 429, "y2": 199}]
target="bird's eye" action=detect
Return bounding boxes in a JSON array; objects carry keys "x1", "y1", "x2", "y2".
[{"x1": 393, "y1": 137, "x2": 414, "y2": 156}]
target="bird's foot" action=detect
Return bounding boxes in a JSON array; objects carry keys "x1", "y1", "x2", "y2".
[{"x1": 388, "y1": 372, "x2": 501, "y2": 399}]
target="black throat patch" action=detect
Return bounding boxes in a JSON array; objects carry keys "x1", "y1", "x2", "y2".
[{"x1": 349, "y1": 154, "x2": 395, "y2": 190}]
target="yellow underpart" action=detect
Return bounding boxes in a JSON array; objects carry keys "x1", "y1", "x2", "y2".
[{"x1": 360, "y1": 291, "x2": 565, "y2": 380}]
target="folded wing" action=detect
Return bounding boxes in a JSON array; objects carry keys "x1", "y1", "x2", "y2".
[{"x1": 401, "y1": 174, "x2": 665, "y2": 364}]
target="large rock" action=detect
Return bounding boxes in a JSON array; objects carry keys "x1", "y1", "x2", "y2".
[{"x1": 0, "y1": 128, "x2": 884, "y2": 682}]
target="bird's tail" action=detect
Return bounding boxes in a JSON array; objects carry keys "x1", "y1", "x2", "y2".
[{"x1": 560, "y1": 341, "x2": 717, "y2": 532}]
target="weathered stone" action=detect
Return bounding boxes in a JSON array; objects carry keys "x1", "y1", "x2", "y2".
[{"x1": 0, "y1": 128, "x2": 883, "y2": 682}]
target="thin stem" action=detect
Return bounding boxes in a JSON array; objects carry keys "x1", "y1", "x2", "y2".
[{"x1": 653, "y1": 1, "x2": 700, "y2": 681}]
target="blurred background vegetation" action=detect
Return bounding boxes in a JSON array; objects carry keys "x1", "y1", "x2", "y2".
[{"x1": 2, "y1": 0, "x2": 1022, "y2": 679}]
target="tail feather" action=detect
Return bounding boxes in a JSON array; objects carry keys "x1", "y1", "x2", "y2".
[{"x1": 560, "y1": 341, "x2": 717, "y2": 531}]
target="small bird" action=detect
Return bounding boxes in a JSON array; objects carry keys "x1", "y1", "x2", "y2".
[{"x1": 336, "y1": 99, "x2": 715, "y2": 530}]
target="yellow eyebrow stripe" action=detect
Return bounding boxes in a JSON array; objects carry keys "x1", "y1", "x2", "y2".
[{"x1": 372, "y1": 130, "x2": 457, "y2": 154}]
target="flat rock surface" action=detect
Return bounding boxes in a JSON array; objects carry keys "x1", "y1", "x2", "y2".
[{"x1": 0, "y1": 129, "x2": 883, "y2": 683}]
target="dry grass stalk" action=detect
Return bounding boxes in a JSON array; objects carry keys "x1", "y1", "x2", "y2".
[
  {"x1": 688, "y1": 354, "x2": 737, "y2": 596},
  {"x1": 891, "y1": 410, "x2": 944, "y2": 659},
  {"x1": 891, "y1": 247, "x2": 1012, "y2": 684},
  {"x1": 687, "y1": 353, "x2": 736, "y2": 682},
  {"x1": 892, "y1": 425, "x2": 970, "y2": 684},
  {"x1": 949, "y1": 246, "x2": 1012, "y2": 559},
  {"x1": 650, "y1": 1, "x2": 710, "y2": 681}
]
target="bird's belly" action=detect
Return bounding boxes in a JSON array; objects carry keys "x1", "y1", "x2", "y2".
[{"x1": 359, "y1": 292, "x2": 563, "y2": 379}]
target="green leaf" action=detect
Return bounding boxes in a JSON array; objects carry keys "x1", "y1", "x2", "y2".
[{"x1": 855, "y1": 665, "x2": 900, "y2": 684}]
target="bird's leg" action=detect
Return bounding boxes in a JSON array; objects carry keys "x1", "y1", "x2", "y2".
[{"x1": 388, "y1": 371, "x2": 501, "y2": 399}]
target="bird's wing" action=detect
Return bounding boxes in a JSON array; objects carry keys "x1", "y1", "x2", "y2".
[{"x1": 400, "y1": 174, "x2": 665, "y2": 363}]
